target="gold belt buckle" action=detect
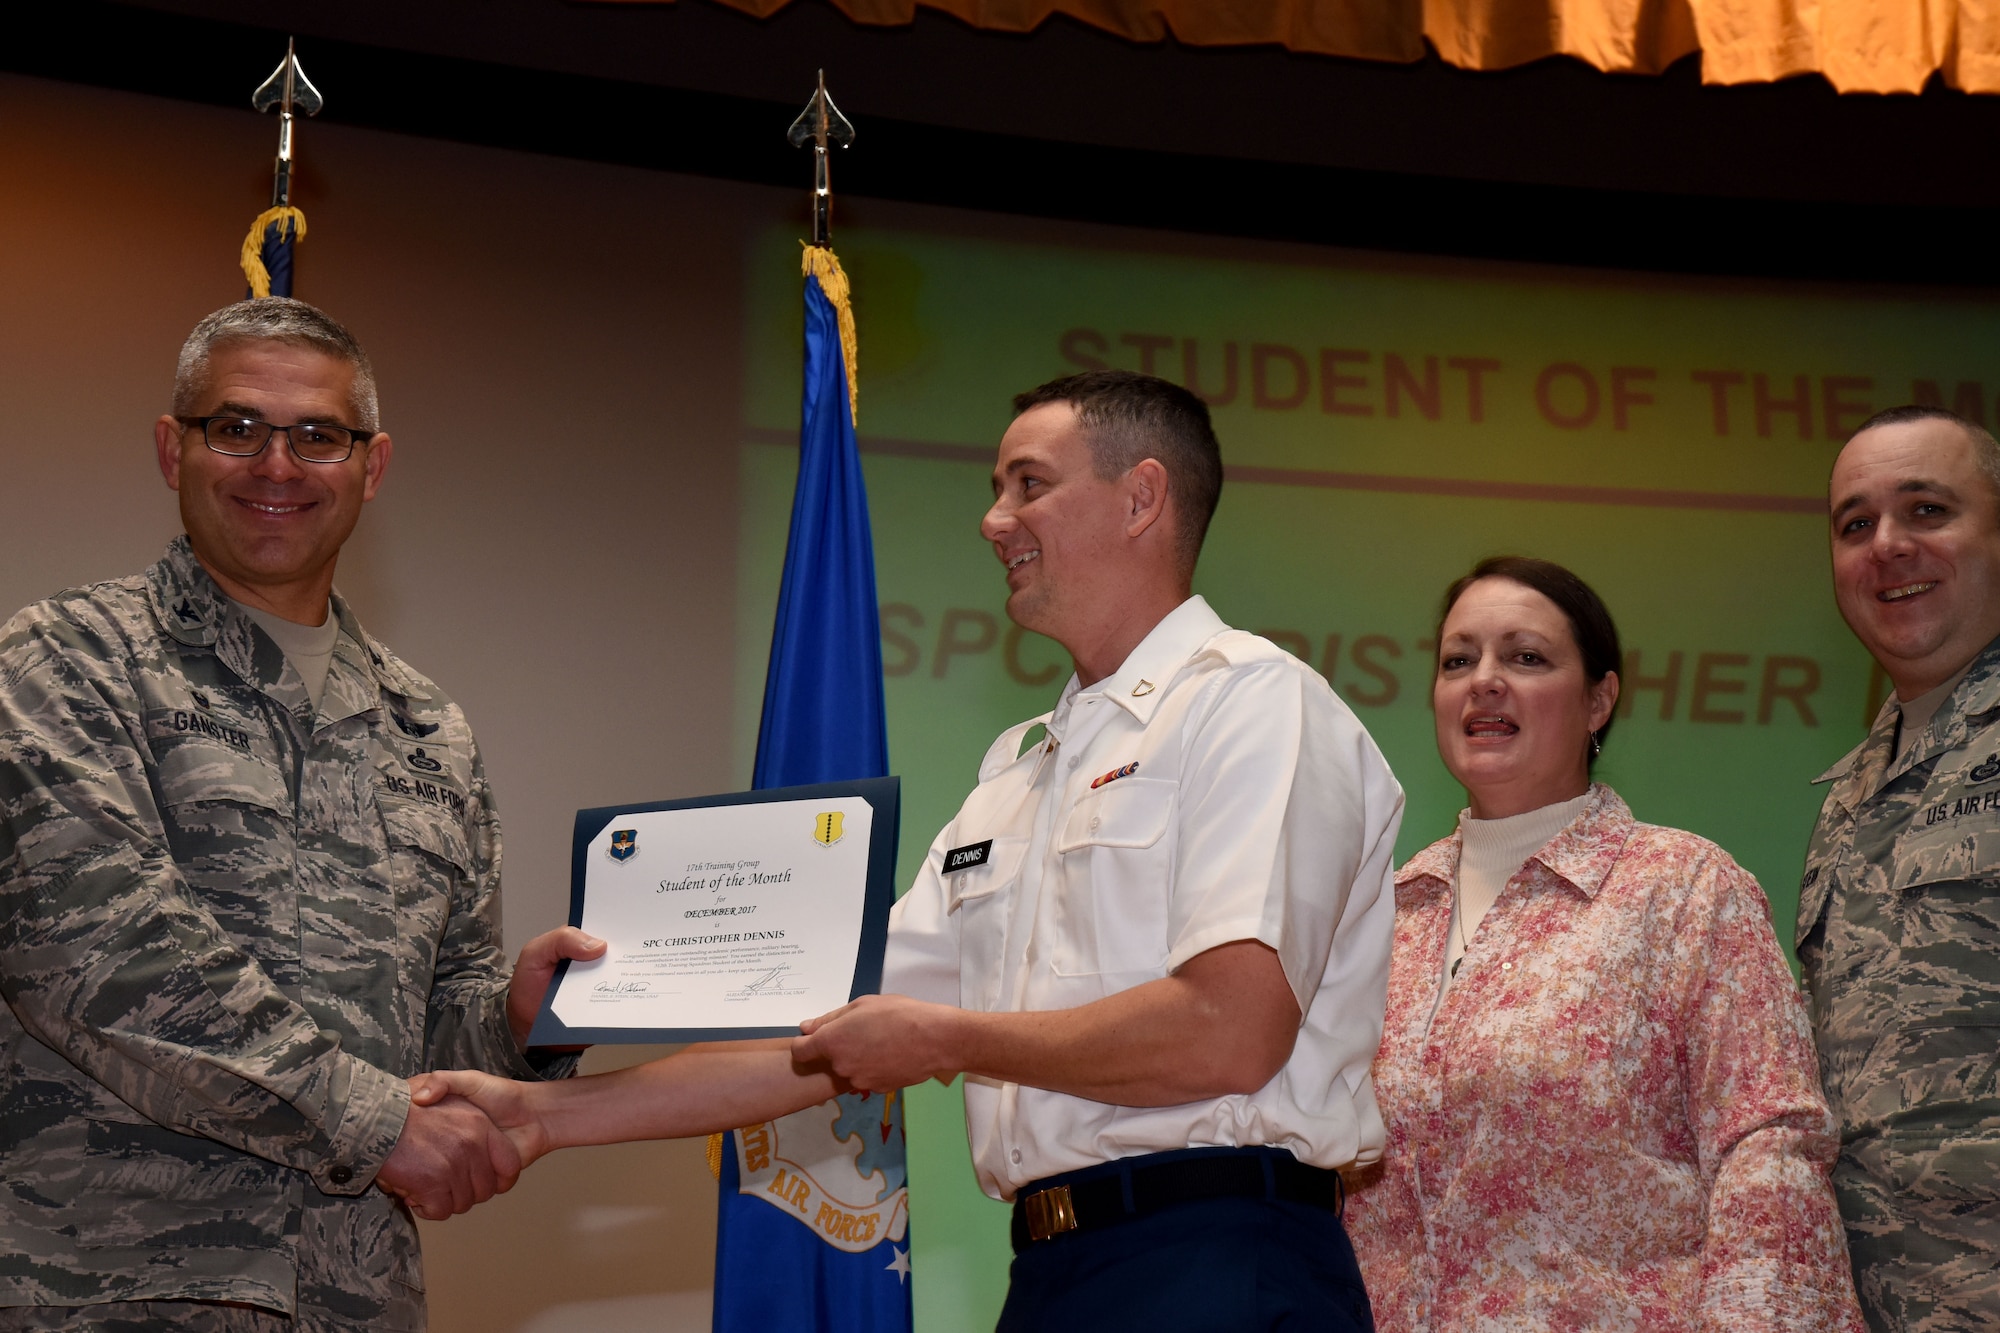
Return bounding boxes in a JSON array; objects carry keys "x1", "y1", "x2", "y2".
[{"x1": 1023, "y1": 1184, "x2": 1078, "y2": 1241}]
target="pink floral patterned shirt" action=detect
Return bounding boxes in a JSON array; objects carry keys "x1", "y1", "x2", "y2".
[{"x1": 1345, "y1": 785, "x2": 1864, "y2": 1331}]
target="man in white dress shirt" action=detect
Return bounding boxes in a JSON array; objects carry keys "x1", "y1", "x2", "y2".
[
  {"x1": 795, "y1": 369, "x2": 1404, "y2": 1330},
  {"x1": 414, "y1": 369, "x2": 1404, "y2": 1328}
]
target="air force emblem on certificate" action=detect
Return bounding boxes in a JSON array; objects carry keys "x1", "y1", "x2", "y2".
[
  {"x1": 607, "y1": 828, "x2": 638, "y2": 862},
  {"x1": 812, "y1": 811, "x2": 845, "y2": 847}
]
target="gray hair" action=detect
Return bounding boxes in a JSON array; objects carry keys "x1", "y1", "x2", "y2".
[{"x1": 172, "y1": 298, "x2": 380, "y2": 434}]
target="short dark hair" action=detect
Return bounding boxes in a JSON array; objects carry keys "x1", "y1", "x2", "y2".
[
  {"x1": 1846, "y1": 403, "x2": 2000, "y2": 504},
  {"x1": 1437, "y1": 555, "x2": 1623, "y2": 768},
  {"x1": 1011, "y1": 370, "x2": 1224, "y2": 569}
]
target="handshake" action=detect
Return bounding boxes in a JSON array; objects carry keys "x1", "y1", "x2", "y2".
[
  {"x1": 377, "y1": 1065, "x2": 560, "y2": 1222},
  {"x1": 376, "y1": 925, "x2": 960, "y2": 1222},
  {"x1": 373, "y1": 923, "x2": 605, "y2": 1222}
]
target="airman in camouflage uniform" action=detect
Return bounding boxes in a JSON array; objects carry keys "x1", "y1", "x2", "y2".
[
  {"x1": 1802, "y1": 404, "x2": 2000, "y2": 1332},
  {"x1": 0, "y1": 301, "x2": 591, "y2": 1331}
]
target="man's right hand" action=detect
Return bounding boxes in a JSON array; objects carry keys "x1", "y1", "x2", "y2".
[
  {"x1": 409, "y1": 1069, "x2": 551, "y2": 1169},
  {"x1": 408, "y1": 1042, "x2": 847, "y2": 1153},
  {"x1": 376, "y1": 1085, "x2": 525, "y2": 1221}
]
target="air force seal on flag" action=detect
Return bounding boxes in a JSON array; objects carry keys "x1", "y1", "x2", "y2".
[
  {"x1": 608, "y1": 828, "x2": 638, "y2": 862},
  {"x1": 813, "y1": 810, "x2": 845, "y2": 847},
  {"x1": 733, "y1": 1091, "x2": 909, "y2": 1255}
]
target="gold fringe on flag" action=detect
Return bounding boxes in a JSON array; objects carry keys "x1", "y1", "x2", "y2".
[
  {"x1": 706, "y1": 1131, "x2": 725, "y2": 1181},
  {"x1": 802, "y1": 245, "x2": 859, "y2": 427},
  {"x1": 239, "y1": 206, "x2": 308, "y2": 299}
]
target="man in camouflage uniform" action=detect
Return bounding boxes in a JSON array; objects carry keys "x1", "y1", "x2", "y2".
[
  {"x1": 1802, "y1": 403, "x2": 2000, "y2": 1332},
  {"x1": 0, "y1": 300, "x2": 600, "y2": 1331}
]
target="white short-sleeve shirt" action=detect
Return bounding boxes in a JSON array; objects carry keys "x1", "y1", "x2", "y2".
[{"x1": 882, "y1": 596, "x2": 1404, "y2": 1201}]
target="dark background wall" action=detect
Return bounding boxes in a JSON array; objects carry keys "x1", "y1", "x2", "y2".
[{"x1": 9, "y1": 0, "x2": 2000, "y2": 280}]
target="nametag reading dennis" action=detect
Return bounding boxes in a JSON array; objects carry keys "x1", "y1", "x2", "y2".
[{"x1": 943, "y1": 840, "x2": 993, "y2": 874}]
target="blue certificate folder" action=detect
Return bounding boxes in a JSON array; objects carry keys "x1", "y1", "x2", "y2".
[{"x1": 525, "y1": 776, "x2": 900, "y2": 1047}]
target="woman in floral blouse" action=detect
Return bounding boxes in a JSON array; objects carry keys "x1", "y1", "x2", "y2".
[{"x1": 1344, "y1": 556, "x2": 1863, "y2": 1331}]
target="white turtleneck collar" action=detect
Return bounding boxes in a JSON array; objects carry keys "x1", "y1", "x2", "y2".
[{"x1": 1438, "y1": 790, "x2": 1593, "y2": 997}]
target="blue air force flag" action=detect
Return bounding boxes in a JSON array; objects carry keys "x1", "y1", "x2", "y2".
[{"x1": 712, "y1": 245, "x2": 910, "y2": 1332}]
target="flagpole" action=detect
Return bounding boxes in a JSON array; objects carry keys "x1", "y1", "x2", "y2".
[
  {"x1": 785, "y1": 74, "x2": 860, "y2": 429},
  {"x1": 710, "y1": 75, "x2": 911, "y2": 1333},
  {"x1": 787, "y1": 69, "x2": 855, "y2": 249}
]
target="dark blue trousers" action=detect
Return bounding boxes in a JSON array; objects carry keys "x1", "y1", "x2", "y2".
[{"x1": 997, "y1": 1151, "x2": 1375, "y2": 1333}]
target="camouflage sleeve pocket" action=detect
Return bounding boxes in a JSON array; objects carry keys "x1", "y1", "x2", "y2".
[
  {"x1": 377, "y1": 798, "x2": 480, "y2": 1030},
  {"x1": 149, "y1": 743, "x2": 295, "y2": 955},
  {"x1": 378, "y1": 798, "x2": 473, "y2": 879},
  {"x1": 1891, "y1": 833, "x2": 2000, "y2": 1039},
  {"x1": 1881, "y1": 1108, "x2": 2000, "y2": 1201},
  {"x1": 152, "y1": 729, "x2": 287, "y2": 814}
]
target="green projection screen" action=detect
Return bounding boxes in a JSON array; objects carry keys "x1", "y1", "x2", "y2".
[{"x1": 734, "y1": 224, "x2": 1992, "y2": 1328}]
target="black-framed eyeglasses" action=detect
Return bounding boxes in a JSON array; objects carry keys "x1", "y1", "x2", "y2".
[{"x1": 178, "y1": 416, "x2": 373, "y2": 464}]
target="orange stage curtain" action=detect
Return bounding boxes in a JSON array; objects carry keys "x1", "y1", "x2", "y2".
[{"x1": 617, "y1": 0, "x2": 2000, "y2": 93}]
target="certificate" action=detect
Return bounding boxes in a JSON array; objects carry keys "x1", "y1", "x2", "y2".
[{"x1": 526, "y1": 777, "x2": 899, "y2": 1045}]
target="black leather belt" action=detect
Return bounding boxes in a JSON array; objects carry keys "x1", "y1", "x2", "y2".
[{"x1": 1009, "y1": 1148, "x2": 1344, "y2": 1252}]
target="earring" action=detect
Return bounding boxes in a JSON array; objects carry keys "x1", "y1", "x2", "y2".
[{"x1": 1589, "y1": 731, "x2": 1602, "y2": 758}]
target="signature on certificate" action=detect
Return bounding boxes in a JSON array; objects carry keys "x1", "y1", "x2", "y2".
[
  {"x1": 740, "y1": 966, "x2": 789, "y2": 994},
  {"x1": 593, "y1": 980, "x2": 652, "y2": 995},
  {"x1": 726, "y1": 965, "x2": 807, "y2": 1001}
]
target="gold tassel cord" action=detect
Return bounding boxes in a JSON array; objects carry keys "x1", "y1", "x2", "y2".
[
  {"x1": 706, "y1": 1131, "x2": 724, "y2": 1181},
  {"x1": 802, "y1": 245, "x2": 859, "y2": 427},
  {"x1": 239, "y1": 206, "x2": 308, "y2": 299}
]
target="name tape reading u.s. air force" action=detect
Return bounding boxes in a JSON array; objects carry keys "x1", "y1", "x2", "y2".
[{"x1": 530, "y1": 781, "x2": 899, "y2": 1045}]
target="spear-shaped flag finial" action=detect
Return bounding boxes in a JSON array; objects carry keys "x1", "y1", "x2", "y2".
[
  {"x1": 251, "y1": 38, "x2": 323, "y2": 209},
  {"x1": 240, "y1": 39, "x2": 322, "y2": 298},
  {"x1": 787, "y1": 70, "x2": 854, "y2": 248}
]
